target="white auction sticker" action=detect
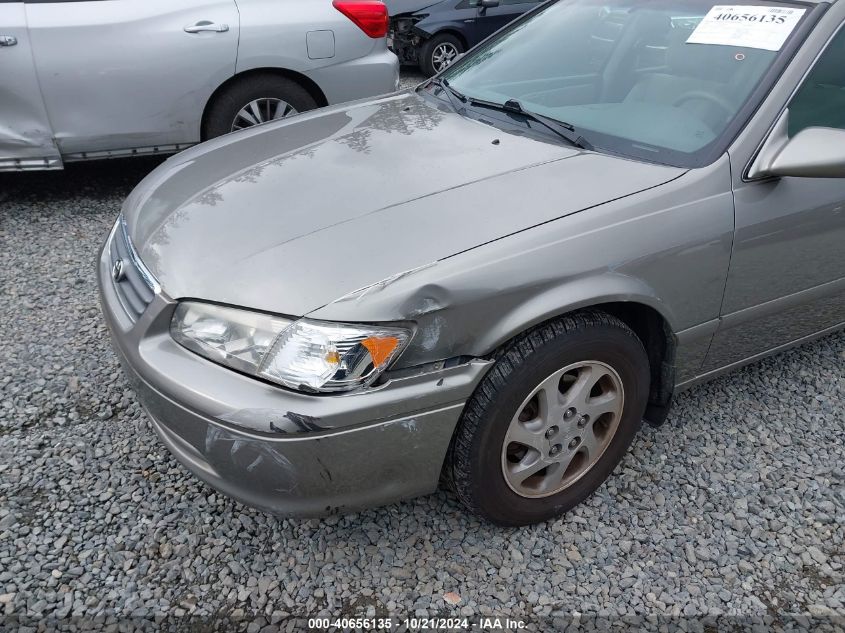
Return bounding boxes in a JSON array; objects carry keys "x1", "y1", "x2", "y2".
[{"x1": 686, "y1": 5, "x2": 806, "y2": 51}]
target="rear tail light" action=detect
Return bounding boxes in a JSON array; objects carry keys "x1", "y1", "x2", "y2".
[{"x1": 333, "y1": 0, "x2": 389, "y2": 39}]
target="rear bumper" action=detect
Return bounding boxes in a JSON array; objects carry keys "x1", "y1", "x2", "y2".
[
  {"x1": 97, "y1": 226, "x2": 490, "y2": 516},
  {"x1": 307, "y1": 48, "x2": 400, "y2": 105}
]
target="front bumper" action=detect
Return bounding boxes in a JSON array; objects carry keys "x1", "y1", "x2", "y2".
[
  {"x1": 388, "y1": 18, "x2": 424, "y2": 65},
  {"x1": 97, "y1": 229, "x2": 491, "y2": 517}
]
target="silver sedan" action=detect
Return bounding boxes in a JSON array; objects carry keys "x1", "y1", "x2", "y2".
[
  {"x1": 0, "y1": 0, "x2": 398, "y2": 171},
  {"x1": 100, "y1": 0, "x2": 845, "y2": 526}
]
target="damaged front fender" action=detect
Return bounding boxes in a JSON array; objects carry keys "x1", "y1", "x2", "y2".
[{"x1": 309, "y1": 158, "x2": 733, "y2": 384}]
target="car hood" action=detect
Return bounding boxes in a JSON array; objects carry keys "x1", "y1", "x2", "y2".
[{"x1": 124, "y1": 92, "x2": 684, "y2": 317}]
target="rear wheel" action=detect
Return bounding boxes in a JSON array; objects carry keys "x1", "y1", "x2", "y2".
[
  {"x1": 203, "y1": 74, "x2": 318, "y2": 140},
  {"x1": 448, "y1": 311, "x2": 650, "y2": 526},
  {"x1": 420, "y1": 33, "x2": 464, "y2": 76}
]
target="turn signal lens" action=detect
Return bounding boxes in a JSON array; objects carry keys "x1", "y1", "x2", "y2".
[
  {"x1": 333, "y1": 0, "x2": 389, "y2": 38},
  {"x1": 259, "y1": 320, "x2": 411, "y2": 392},
  {"x1": 362, "y1": 336, "x2": 400, "y2": 367}
]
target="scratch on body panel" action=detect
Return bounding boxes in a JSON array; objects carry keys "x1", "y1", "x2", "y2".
[
  {"x1": 333, "y1": 262, "x2": 437, "y2": 304},
  {"x1": 204, "y1": 425, "x2": 297, "y2": 477},
  {"x1": 400, "y1": 418, "x2": 420, "y2": 434},
  {"x1": 283, "y1": 411, "x2": 324, "y2": 433},
  {"x1": 219, "y1": 408, "x2": 325, "y2": 434}
]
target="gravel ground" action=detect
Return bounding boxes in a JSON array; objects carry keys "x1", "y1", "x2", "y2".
[
  {"x1": 399, "y1": 70, "x2": 427, "y2": 91},
  {"x1": 1, "y1": 82, "x2": 843, "y2": 632}
]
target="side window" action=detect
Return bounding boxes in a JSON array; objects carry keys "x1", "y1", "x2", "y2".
[{"x1": 788, "y1": 27, "x2": 845, "y2": 136}]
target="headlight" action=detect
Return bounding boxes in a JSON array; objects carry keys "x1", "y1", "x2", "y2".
[
  {"x1": 171, "y1": 303, "x2": 293, "y2": 375},
  {"x1": 171, "y1": 302, "x2": 412, "y2": 393}
]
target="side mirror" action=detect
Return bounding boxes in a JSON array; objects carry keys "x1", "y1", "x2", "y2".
[
  {"x1": 768, "y1": 128, "x2": 845, "y2": 178},
  {"x1": 480, "y1": 0, "x2": 500, "y2": 11},
  {"x1": 749, "y1": 110, "x2": 845, "y2": 179}
]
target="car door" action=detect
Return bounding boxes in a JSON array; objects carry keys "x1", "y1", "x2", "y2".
[
  {"x1": 470, "y1": 0, "x2": 537, "y2": 46},
  {"x1": 23, "y1": 0, "x2": 240, "y2": 157},
  {"x1": 703, "y1": 20, "x2": 845, "y2": 371},
  {"x1": 0, "y1": 0, "x2": 60, "y2": 169}
]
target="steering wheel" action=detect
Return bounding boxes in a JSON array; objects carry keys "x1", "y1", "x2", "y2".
[{"x1": 673, "y1": 91, "x2": 735, "y2": 119}]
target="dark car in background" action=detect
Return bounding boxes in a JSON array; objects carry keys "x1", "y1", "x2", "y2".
[{"x1": 387, "y1": 0, "x2": 540, "y2": 75}]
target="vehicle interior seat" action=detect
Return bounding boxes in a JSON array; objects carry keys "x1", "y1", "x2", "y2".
[{"x1": 622, "y1": 25, "x2": 770, "y2": 132}]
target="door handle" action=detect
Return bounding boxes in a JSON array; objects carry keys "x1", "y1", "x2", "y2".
[
  {"x1": 184, "y1": 22, "x2": 229, "y2": 33},
  {"x1": 0, "y1": 36, "x2": 18, "y2": 47}
]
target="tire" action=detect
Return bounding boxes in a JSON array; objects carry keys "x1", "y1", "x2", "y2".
[
  {"x1": 202, "y1": 73, "x2": 318, "y2": 140},
  {"x1": 448, "y1": 311, "x2": 650, "y2": 526},
  {"x1": 420, "y1": 33, "x2": 464, "y2": 77}
]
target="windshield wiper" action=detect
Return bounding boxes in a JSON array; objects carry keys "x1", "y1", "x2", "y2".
[
  {"x1": 427, "y1": 82, "x2": 592, "y2": 150},
  {"x1": 428, "y1": 77, "x2": 467, "y2": 113},
  {"x1": 468, "y1": 97, "x2": 593, "y2": 150}
]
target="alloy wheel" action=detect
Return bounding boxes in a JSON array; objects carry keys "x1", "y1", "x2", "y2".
[
  {"x1": 432, "y1": 43, "x2": 459, "y2": 72},
  {"x1": 501, "y1": 361, "x2": 625, "y2": 498},
  {"x1": 231, "y1": 98, "x2": 298, "y2": 132}
]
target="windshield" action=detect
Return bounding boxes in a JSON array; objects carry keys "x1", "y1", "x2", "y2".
[{"x1": 441, "y1": 0, "x2": 812, "y2": 166}]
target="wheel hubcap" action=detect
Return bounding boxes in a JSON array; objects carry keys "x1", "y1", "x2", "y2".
[
  {"x1": 432, "y1": 43, "x2": 459, "y2": 72},
  {"x1": 501, "y1": 361, "x2": 625, "y2": 499},
  {"x1": 231, "y1": 98, "x2": 297, "y2": 132}
]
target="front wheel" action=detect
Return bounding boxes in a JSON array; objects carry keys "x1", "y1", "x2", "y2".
[
  {"x1": 448, "y1": 311, "x2": 651, "y2": 526},
  {"x1": 420, "y1": 33, "x2": 464, "y2": 76}
]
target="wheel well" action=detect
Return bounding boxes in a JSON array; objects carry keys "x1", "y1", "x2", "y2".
[
  {"x1": 429, "y1": 29, "x2": 468, "y2": 50},
  {"x1": 588, "y1": 302, "x2": 676, "y2": 426},
  {"x1": 201, "y1": 68, "x2": 328, "y2": 140},
  {"x1": 488, "y1": 302, "x2": 676, "y2": 426}
]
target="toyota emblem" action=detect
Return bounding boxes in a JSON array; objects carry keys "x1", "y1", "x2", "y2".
[{"x1": 112, "y1": 259, "x2": 126, "y2": 282}]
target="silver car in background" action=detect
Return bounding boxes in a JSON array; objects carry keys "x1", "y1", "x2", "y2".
[{"x1": 0, "y1": 0, "x2": 398, "y2": 171}]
